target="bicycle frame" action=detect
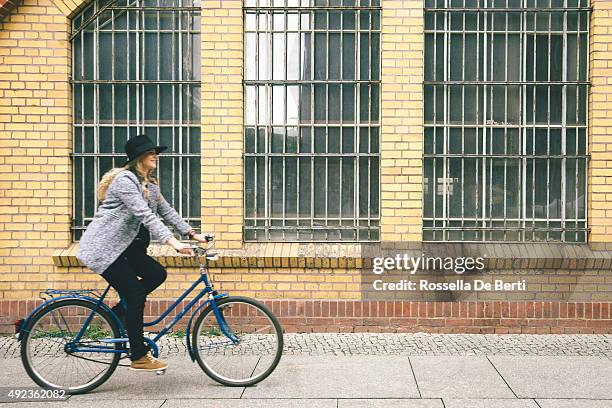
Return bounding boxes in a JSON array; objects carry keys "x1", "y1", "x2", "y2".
[{"x1": 19, "y1": 240, "x2": 235, "y2": 362}]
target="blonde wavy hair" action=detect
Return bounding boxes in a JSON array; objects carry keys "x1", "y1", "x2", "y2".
[{"x1": 97, "y1": 156, "x2": 161, "y2": 204}]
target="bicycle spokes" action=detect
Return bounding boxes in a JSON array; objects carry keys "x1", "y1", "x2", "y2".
[
  {"x1": 23, "y1": 302, "x2": 119, "y2": 391},
  {"x1": 193, "y1": 297, "x2": 283, "y2": 386}
]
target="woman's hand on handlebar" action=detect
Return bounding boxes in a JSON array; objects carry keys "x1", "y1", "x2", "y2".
[
  {"x1": 191, "y1": 232, "x2": 215, "y2": 243},
  {"x1": 167, "y1": 233, "x2": 214, "y2": 255},
  {"x1": 166, "y1": 237, "x2": 194, "y2": 255},
  {"x1": 174, "y1": 242, "x2": 194, "y2": 255}
]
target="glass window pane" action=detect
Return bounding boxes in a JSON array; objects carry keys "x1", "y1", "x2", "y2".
[
  {"x1": 342, "y1": 33, "x2": 355, "y2": 79},
  {"x1": 287, "y1": 33, "x2": 300, "y2": 80},
  {"x1": 342, "y1": 84, "x2": 355, "y2": 122},
  {"x1": 245, "y1": 33, "x2": 257, "y2": 80},
  {"x1": 314, "y1": 33, "x2": 327, "y2": 80},
  {"x1": 328, "y1": 33, "x2": 341, "y2": 79},
  {"x1": 287, "y1": 85, "x2": 299, "y2": 124}
]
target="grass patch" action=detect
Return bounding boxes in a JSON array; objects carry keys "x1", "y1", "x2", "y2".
[
  {"x1": 200, "y1": 326, "x2": 221, "y2": 337},
  {"x1": 167, "y1": 328, "x2": 186, "y2": 338},
  {"x1": 32, "y1": 321, "x2": 111, "y2": 341},
  {"x1": 166, "y1": 327, "x2": 221, "y2": 338}
]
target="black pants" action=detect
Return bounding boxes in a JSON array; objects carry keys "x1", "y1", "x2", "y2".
[{"x1": 100, "y1": 226, "x2": 166, "y2": 361}]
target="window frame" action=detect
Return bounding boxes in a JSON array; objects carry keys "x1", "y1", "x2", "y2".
[
  {"x1": 70, "y1": 0, "x2": 202, "y2": 242},
  {"x1": 243, "y1": 0, "x2": 382, "y2": 242},
  {"x1": 422, "y1": 0, "x2": 591, "y2": 242}
]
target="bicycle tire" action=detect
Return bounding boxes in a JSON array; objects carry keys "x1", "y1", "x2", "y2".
[
  {"x1": 191, "y1": 296, "x2": 283, "y2": 386},
  {"x1": 20, "y1": 298, "x2": 122, "y2": 394}
]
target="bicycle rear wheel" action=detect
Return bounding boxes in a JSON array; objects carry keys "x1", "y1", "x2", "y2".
[
  {"x1": 20, "y1": 299, "x2": 122, "y2": 394},
  {"x1": 192, "y1": 296, "x2": 283, "y2": 386}
]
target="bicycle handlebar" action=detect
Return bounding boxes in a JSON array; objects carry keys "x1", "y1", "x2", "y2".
[{"x1": 174, "y1": 232, "x2": 215, "y2": 255}]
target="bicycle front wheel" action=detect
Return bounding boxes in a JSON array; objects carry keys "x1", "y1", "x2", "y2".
[
  {"x1": 192, "y1": 296, "x2": 283, "y2": 386},
  {"x1": 20, "y1": 299, "x2": 121, "y2": 394}
]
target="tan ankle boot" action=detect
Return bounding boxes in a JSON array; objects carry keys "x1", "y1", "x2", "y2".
[{"x1": 129, "y1": 351, "x2": 168, "y2": 371}]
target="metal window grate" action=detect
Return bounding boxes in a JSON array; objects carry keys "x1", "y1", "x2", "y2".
[
  {"x1": 70, "y1": 0, "x2": 201, "y2": 241},
  {"x1": 243, "y1": 0, "x2": 381, "y2": 242},
  {"x1": 423, "y1": 0, "x2": 590, "y2": 242}
]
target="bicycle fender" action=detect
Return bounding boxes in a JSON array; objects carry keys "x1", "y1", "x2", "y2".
[
  {"x1": 185, "y1": 300, "x2": 211, "y2": 362},
  {"x1": 185, "y1": 292, "x2": 230, "y2": 361},
  {"x1": 17, "y1": 295, "x2": 117, "y2": 341}
]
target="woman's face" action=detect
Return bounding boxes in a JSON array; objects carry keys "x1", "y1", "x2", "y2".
[{"x1": 140, "y1": 149, "x2": 158, "y2": 171}]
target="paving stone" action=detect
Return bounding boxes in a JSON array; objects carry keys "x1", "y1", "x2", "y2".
[
  {"x1": 490, "y1": 356, "x2": 612, "y2": 399},
  {"x1": 242, "y1": 355, "x2": 419, "y2": 399},
  {"x1": 443, "y1": 399, "x2": 538, "y2": 408},
  {"x1": 410, "y1": 356, "x2": 515, "y2": 399},
  {"x1": 163, "y1": 399, "x2": 336, "y2": 408},
  {"x1": 536, "y1": 399, "x2": 612, "y2": 408},
  {"x1": 337, "y1": 399, "x2": 443, "y2": 408}
]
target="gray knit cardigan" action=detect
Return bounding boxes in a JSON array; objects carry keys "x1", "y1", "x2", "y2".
[{"x1": 76, "y1": 169, "x2": 193, "y2": 275}]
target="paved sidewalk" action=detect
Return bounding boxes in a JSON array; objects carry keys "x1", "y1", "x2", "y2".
[{"x1": 1, "y1": 333, "x2": 611, "y2": 407}]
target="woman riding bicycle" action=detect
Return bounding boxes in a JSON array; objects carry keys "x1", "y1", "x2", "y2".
[{"x1": 76, "y1": 134, "x2": 208, "y2": 372}]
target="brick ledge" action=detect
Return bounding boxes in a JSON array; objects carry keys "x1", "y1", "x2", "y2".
[{"x1": 52, "y1": 242, "x2": 612, "y2": 270}]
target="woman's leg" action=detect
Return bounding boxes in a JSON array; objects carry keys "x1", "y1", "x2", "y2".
[
  {"x1": 101, "y1": 254, "x2": 150, "y2": 361},
  {"x1": 122, "y1": 235, "x2": 167, "y2": 296},
  {"x1": 128, "y1": 252, "x2": 167, "y2": 295}
]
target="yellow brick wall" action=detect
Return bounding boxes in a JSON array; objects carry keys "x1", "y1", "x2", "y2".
[
  {"x1": 201, "y1": 0, "x2": 244, "y2": 249},
  {"x1": 0, "y1": 0, "x2": 610, "y2": 302},
  {"x1": 380, "y1": 0, "x2": 424, "y2": 243},
  {"x1": 589, "y1": 0, "x2": 612, "y2": 247},
  {"x1": 0, "y1": 0, "x2": 81, "y2": 300},
  {"x1": 49, "y1": 264, "x2": 362, "y2": 300},
  {"x1": 191, "y1": 266, "x2": 361, "y2": 300}
]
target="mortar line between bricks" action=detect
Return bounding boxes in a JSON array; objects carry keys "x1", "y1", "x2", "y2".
[
  {"x1": 486, "y1": 355, "x2": 518, "y2": 399},
  {"x1": 407, "y1": 356, "x2": 422, "y2": 399}
]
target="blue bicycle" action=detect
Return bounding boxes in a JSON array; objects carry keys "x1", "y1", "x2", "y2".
[{"x1": 16, "y1": 236, "x2": 283, "y2": 394}]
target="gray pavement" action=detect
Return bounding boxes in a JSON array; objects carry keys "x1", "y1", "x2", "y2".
[{"x1": 1, "y1": 333, "x2": 611, "y2": 407}]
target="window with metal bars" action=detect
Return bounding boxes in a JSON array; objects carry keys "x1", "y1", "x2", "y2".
[
  {"x1": 423, "y1": 0, "x2": 590, "y2": 242},
  {"x1": 243, "y1": 0, "x2": 381, "y2": 242},
  {"x1": 70, "y1": 0, "x2": 201, "y2": 241}
]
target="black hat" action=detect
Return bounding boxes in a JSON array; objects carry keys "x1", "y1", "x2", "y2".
[{"x1": 123, "y1": 134, "x2": 168, "y2": 166}]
